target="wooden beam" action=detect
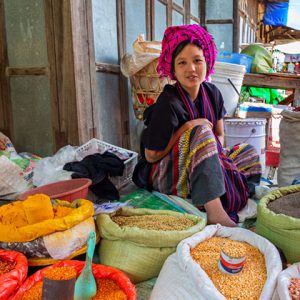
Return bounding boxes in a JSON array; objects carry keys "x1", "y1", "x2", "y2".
[
  {"x1": 243, "y1": 73, "x2": 300, "y2": 90},
  {"x1": 184, "y1": 0, "x2": 190, "y2": 24},
  {"x1": 44, "y1": 0, "x2": 62, "y2": 151},
  {"x1": 167, "y1": 0, "x2": 172, "y2": 26},
  {"x1": 233, "y1": 0, "x2": 239, "y2": 52},
  {"x1": 200, "y1": 0, "x2": 206, "y2": 27},
  {"x1": 117, "y1": 0, "x2": 130, "y2": 148},
  {"x1": 70, "y1": 0, "x2": 95, "y2": 144},
  {"x1": 95, "y1": 63, "x2": 120, "y2": 74},
  {"x1": 206, "y1": 19, "x2": 233, "y2": 24},
  {"x1": 172, "y1": 2, "x2": 184, "y2": 14},
  {"x1": 0, "y1": 0, "x2": 13, "y2": 137},
  {"x1": 146, "y1": 0, "x2": 152, "y2": 40},
  {"x1": 6, "y1": 67, "x2": 49, "y2": 76},
  {"x1": 86, "y1": 0, "x2": 99, "y2": 139}
]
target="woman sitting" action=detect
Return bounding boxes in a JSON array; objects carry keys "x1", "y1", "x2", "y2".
[{"x1": 133, "y1": 24, "x2": 261, "y2": 227}]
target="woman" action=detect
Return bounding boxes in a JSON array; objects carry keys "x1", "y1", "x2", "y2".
[{"x1": 133, "y1": 24, "x2": 261, "y2": 227}]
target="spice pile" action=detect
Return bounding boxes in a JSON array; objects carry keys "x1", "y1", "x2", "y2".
[
  {"x1": 53, "y1": 205, "x2": 74, "y2": 218},
  {"x1": 93, "y1": 278, "x2": 127, "y2": 300},
  {"x1": 111, "y1": 215, "x2": 195, "y2": 231},
  {"x1": 190, "y1": 237, "x2": 267, "y2": 300},
  {"x1": 0, "y1": 258, "x2": 16, "y2": 275},
  {"x1": 267, "y1": 192, "x2": 300, "y2": 218},
  {"x1": 289, "y1": 278, "x2": 300, "y2": 300},
  {"x1": 20, "y1": 266, "x2": 127, "y2": 300}
]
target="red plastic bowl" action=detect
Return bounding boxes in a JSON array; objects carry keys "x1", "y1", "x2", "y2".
[{"x1": 19, "y1": 178, "x2": 92, "y2": 202}]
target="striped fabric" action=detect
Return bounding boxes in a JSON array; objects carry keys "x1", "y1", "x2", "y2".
[
  {"x1": 150, "y1": 125, "x2": 218, "y2": 199},
  {"x1": 149, "y1": 82, "x2": 262, "y2": 222}
]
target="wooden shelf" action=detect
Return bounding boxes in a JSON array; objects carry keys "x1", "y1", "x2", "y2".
[{"x1": 243, "y1": 73, "x2": 300, "y2": 106}]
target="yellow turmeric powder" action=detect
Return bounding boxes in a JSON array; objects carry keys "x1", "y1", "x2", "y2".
[
  {"x1": 0, "y1": 197, "x2": 94, "y2": 243},
  {"x1": 0, "y1": 194, "x2": 54, "y2": 227},
  {"x1": 53, "y1": 205, "x2": 74, "y2": 218},
  {"x1": 0, "y1": 201, "x2": 28, "y2": 228},
  {"x1": 23, "y1": 194, "x2": 54, "y2": 224}
]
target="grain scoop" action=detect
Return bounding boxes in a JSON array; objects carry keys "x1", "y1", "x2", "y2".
[{"x1": 74, "y1": 231, "x2": 97, "y2": 300}]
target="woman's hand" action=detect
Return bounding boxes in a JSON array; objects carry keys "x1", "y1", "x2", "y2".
[{"x1": 185, "y1": 118, "x2": 213, "y2": 129}]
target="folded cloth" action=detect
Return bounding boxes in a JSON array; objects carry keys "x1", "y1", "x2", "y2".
[{"x1": 63, "y1": 151, "x2": 125, "y2": 200}]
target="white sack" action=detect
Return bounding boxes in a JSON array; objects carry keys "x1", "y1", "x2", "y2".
[
  {"x1": 150, "y1": 224, "x2": 282, "y2": 300},
  {"x1": 273, "y1": 263, "x2": 300, "y2": 300}
]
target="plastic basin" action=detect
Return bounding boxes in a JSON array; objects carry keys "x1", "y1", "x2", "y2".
[{"x1": 19, "y1": 178, "x2": 92, "y2": 202}]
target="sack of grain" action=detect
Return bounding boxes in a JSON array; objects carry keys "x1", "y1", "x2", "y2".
[
  {"x1": 97, "y1": 207, "x2": 205, "y2": 283},
  {"x1": 256, "y1": 184, "x2": 300, "y2": 263},
  {"x1": 0, "y1": 195, "x2": 95, "y2": 260},
  {"x1": 150, "y1": 224, "x2": 281, "y2": 300},
  {"x1": 278, "y1": 110, "x2": 300, "y2": 187},
  {"x1": 272, "y1": 263, "x2": 300, "y2": 300}
]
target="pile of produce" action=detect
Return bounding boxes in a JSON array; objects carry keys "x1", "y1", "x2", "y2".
[{"x1": 190, "y1": 237, "x2": 267, "y2": 300}]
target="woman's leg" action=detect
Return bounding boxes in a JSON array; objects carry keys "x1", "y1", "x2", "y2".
[{"x1": 203, "y1": 198, "x2": 237, "y2": 227}]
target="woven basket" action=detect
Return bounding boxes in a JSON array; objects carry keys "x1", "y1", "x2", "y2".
[{"x1": 130, "y1": 58, "x2": 173, "y2": 120}]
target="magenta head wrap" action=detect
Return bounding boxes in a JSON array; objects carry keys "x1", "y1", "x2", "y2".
[{"x1": 157, "y1": 24, "x2": 217, "y2": 80}]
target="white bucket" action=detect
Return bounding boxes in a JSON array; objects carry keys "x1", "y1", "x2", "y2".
[
  {"x1": 211, "y1": 62, "x2": 246, "y2": 117},
  {"x1": 224, "y1": 118, "x2": 267, "y2": 171}
]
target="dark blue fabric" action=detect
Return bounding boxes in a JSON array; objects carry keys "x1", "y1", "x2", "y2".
[{"x1": 263, "y1": 0, "x2": 289, "y2": 26}]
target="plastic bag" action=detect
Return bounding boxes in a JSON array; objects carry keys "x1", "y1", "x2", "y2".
[
  {"x1": 0, "y1": 249, "x2": 28, "y2": 300},
  {"x1": 241, "y1": 45, "x2": 272, "y2": 74},
  {"x1": 33, "y1": 145, "x2": 76, "y2": 187},
  {"x1": 0, "y1": 132, "x2": 39, "y2": 199},
  {"x1": 150, "y1": 225, "x2": 282, "y2": 300},
  {"x1": 273, "y1": 263, "x2": 300, "y2": 300},
  {"x1": 0, "y1": 156, "x2": 33, "y2": 199},
  {"x1": 11, "y1": 260, "x2": 136, "y2": 300},
  {"x1": 121, "y1": 34, "x2": 161, "y2": 78}
]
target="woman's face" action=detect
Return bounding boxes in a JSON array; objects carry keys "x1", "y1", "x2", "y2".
[{"x1": 173, "y1": 43, "x2": 206, "y2": 95}]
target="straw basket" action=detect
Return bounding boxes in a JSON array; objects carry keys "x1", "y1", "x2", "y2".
[{"x1": 130, "y1": 58, "x2": 173, "y2": 120}]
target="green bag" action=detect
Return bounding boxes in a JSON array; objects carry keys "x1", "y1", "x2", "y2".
[
  {"x1": 97, "y1": 208, "x2": 205, "y2": 283},
  {"x1": 241, "y1": 45, "x2": 272, "y2": 74},
  {"x1": 256, "y1": 184, "x2": 300, "y2": 263}
]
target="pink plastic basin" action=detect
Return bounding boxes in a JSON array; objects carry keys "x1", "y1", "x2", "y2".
[{"x1": 19, "y1": 178, "x2": 92, "y2": 202}]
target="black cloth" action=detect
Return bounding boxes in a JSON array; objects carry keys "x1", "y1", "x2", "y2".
[
  {"x1": 142, "y1": 82, "x2": 226, "y2": 155},
  {"x1": 63, "y1": 152, "x2": 125, "y2": 200},
  {"x1": 191, "y1": 155, "x2": 226, "y2": 205}
]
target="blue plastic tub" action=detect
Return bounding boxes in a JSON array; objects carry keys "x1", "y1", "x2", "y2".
[{"x1": 217, "y1": 52, "x2": 253, "y2": 73}]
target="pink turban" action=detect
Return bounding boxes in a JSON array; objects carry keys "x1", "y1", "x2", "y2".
[{"x1": 157, "y1": 24, "x2": 217, "y2": 80}]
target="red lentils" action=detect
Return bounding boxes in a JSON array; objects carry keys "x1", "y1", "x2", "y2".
[
  {"x1": 43, "y1": 266, "x2": 76, "y2": 280},
  {"x1": 0, "y1": 258, "x2": 16, "y2": 275},
  {"x1": 289, "y1": 278, "x2": 300, "y2": 300},
  {"x1": 92, "y1": 278, "x2": 127, "y2": 300},
  {"x1": 190, "y1": 236, "x2": 267, "y2": 300},
  {"x1": 20, "y1": 269, "x2": 127, "y2": 300},
  {"x1": 20, "y1": 282, "x2": 43, "y2": 300}
]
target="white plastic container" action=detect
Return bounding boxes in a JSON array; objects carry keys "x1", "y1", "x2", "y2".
[
  {"x1": 224, "y1": 118, "x2": 267, "y2": 171},
  {"x1": 211, "y1": 62, "x2": 246, "y2": 117}
]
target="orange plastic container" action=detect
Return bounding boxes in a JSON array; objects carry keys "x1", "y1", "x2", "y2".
[{"x1": 19, "y1": 178, "x2": 92, "y2": 202}]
